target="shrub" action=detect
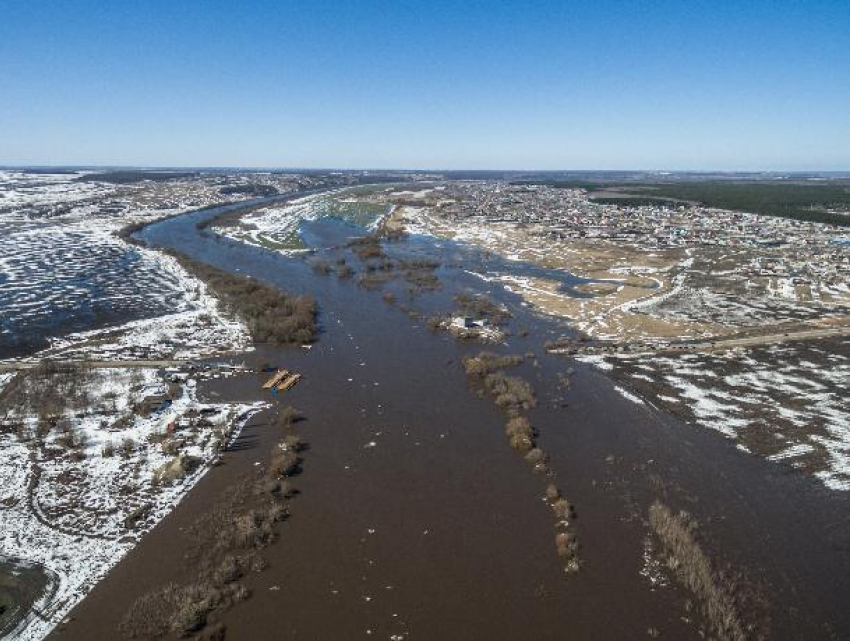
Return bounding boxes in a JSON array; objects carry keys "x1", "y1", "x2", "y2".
[
  {"x1": 462, "y1": 351, "x2": 523, "y2": 378},
  {"x1": 648, "y1": 501, "x2": 745, "y2": 641},
  {"x1": 308, "y1": 258, "x2": 332, "y2": 274},
  {"x1": 277, "y1": 406, "x2": 301, "y2": 427},
  {"x1": 555, "y1": 531, "x2": 579, "y2": 565},
  {"x1": 233, "y1": 510, "x2": 274, "y2": 549},
  {"x1": 213, "y1": 555, "x2": 244, "y2": 585},
  {"x1": 454, "y1": 293, "x2": 511, "y2": 325},
  {"x1": 425, "y1": 315, "x2": 443, "y2": 331},
  {"x1": 282, "y1": 434, "x2": 303, "y2": 452},
  {"x1": 552, "y1": 497, "x2": 573, "y2": 520},
  {"x1": 524, "y1": 448, "x2": 545, "y2": 465},
  {"x1": 352, "y1": 238, "x2": 386, "y2": 261},
  {"x1": 481, "y1": 372, "x2": 536, "y2": 411},
  {"x1": 120, "y1": 437, "x2": 136, "y2": 459},
  {"x1": 269, "y1": 449, "x2": 299, "y2": 478},
  {"x1": 505, "y1": 416, "x2": 534, "y2": 452}
]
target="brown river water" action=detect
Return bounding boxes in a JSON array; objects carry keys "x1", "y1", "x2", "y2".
[{"x1": 49, "y1": 194, "x2": 850, "y2": 640}]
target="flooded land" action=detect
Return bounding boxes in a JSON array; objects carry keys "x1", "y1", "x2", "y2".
[{"x1": 1, "y1": 171, "x2": 849, "y2": 640}]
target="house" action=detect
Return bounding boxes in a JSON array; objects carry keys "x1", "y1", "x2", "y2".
[{"x1": 451, "y1": 316, "x2": 490, "y2": 330}]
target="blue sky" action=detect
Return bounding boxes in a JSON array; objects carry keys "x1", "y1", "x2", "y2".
[{"x1": 2, "y1": 0, "x2": 849, "y2": 169}]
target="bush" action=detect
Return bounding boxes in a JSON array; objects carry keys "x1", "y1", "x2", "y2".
[
  {"x1": 269, "y1": 449, "x2": 299, "y2": 478},
  {"x1": 483, "y1": 372, "x2": 535, "y2": 411},
  {"x1": 120, "y1": 437, "x2": 136, "y2": 459},
  {"x1": 462, "y1": 351, "x2": 523, "y2": 378},
  {"x1": 505, "y1": 416, "x2": 534, "y2": 452},
  {"x1": 648, "y1": 501, "x2": 745, "y2": 641},
  {"x1": 552, "y1": 497, "x2": 573, "y2": 520}
]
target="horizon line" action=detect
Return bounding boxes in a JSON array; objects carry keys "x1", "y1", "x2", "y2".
[{"x1": 2, "y1": 164, "x2": 850, "y2": 175}]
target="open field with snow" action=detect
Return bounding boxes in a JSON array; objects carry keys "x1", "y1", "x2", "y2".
[
  {"x1": 582, "y1": 337, "x2": 850, "y2": 490},
  {"x1": 211, "y1": 187, "x2": 391, "y2": 252},
  {"x1": 0, "y1": 363, "x2": 265, "y2": 639}
]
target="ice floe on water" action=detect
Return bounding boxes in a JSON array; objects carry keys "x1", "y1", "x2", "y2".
[
  {"x1": 32, "y1": 249, "x2": 251, "y2": 362},
  {"x1": 0, "y1": 171, "x2": 252, "y2": 356}
]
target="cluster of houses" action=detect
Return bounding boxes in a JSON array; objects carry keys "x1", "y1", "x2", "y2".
[{"x1": 428, "y1": 182, "x2": 850, "y2": 301}]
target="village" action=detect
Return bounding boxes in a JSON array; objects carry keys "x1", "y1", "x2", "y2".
[{"x1": 416, "y1": 181, "x2": 849, "y2": 294}]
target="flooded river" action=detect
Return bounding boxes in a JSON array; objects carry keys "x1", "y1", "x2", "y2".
[{"x1": 43, "y1": 193, "x2": 850, "y2": 639}]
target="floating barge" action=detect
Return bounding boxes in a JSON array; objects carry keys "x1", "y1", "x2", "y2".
[{"x1": 262, "y1": 369, "x2": 302, "y2": 393}]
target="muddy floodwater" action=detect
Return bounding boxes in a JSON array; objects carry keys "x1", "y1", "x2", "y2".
[
  {"x1": 0, "y1": 557, "x2": 54, "y2": 638},
  {"x1": 51, "y1": 194, "x2": 850, "y2": 640}
]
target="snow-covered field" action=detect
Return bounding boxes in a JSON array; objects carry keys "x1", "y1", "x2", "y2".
[
  {"x1": 213, "y1": 192, "x2": 329, "y2": 251},
  {"x1": 583, "y1": 339, "x2": 850, "y2": 491},
  {"x1": 0, "y1": 170, "x2": 274, "y2": 639},
  {"x1": 1, "y1": 366, "x2": 266, "y2": 639},
  {"x1": 212, "y1": 188, "x2": 388, "y2": 252}
]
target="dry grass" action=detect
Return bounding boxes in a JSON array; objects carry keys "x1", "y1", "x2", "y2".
[{"x1": 648, "y1": 501, "x2": 746, "y2": 641}]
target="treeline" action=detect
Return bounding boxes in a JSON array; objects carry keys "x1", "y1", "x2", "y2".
[
  {"x1": 75, "y1": 171, "x2": 199, "y2": 184},
  {"x1": 171, "y1": 254, "x2": 318, "y2": 345},
  {"x1": 219, "y1": 184, "x2": 279, "y2": 197},
  {"x1": 635, "y1": 181, "x2": 850, "y2": 227}
]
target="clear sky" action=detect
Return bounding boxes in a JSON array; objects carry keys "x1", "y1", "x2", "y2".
[{"x1": 2, "y1": 0, "x2": 849, "y2": 170}]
